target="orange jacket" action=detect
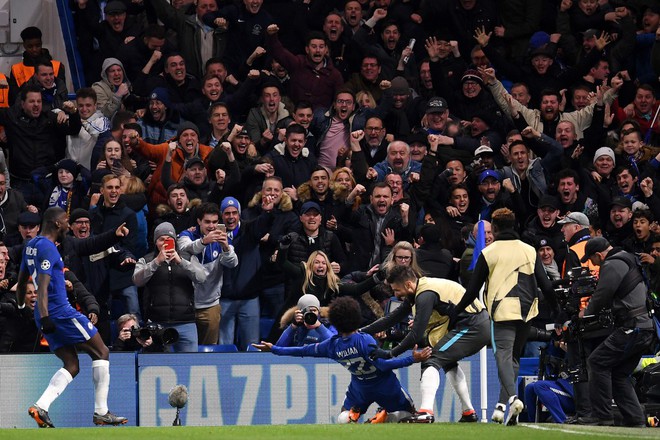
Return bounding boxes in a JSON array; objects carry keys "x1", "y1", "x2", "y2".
[
  {"x1": 11, "y1": 60, "x2": 62, "y2": 88},
  {"x1": 134, "y1": 139, "x2": 213, "y2": 207}
]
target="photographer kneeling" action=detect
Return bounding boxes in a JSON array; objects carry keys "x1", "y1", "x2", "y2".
[
  {"x1": 577, "y1": 237, "x2": 655, "y2": 427},
  {"x1": 112, "y1": 314, "x2": 166, "y2": 352}
]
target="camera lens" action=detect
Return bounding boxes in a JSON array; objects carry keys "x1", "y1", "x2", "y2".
[{"x1": 303, "y1": 311, "x2": 318, "y2": 326}]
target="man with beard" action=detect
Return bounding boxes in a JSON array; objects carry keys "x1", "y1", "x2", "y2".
[
  {"x1": 283, "y1": 102, "x2": 317, "y2": 154},
  {"x1": 130, "y1": 121, "x2": 213, "y2": 208},
  {"x1": 266, "y1": 26, "x2": 343, "y2": 111},
  {"x1": 603, "y1": 196, "x2": 634, "y2": 247},
  {"x1": 311, "y1": 90, "x2": 358, "y2": 170},
  {"x1": 265, "y1": 124, "x2": 317, "y2": 189},
  {"x1": 116, "y1": 24, "x2": 169, "y2": 83},
  {"x1": 471, "y1": 169, "x2": 515, "y2": 222},
  {"x1": 371, "y1": 141, "x2": 422, "y2": 192},
  {"x1": 246, "y1": 81, "x2": 291, "y2": 154},
  {"x1": 383, "y1": 77, "x2": 426, "y2": 139},
  {"x1": 138, "y1": 54, "x2": 203, "y2": 105},
  {"x1": 346, "y1": 182, "x2": 410, "y2": 272},
  {"x1": 356, "y1": 116, "x2": 388, "y2": 167},
  {"x1": 521, "y1": 195, "x2": 566, "y2": 267},
  {"x1": 500, "y1": 134, "x2": 563, "y2": 222}
]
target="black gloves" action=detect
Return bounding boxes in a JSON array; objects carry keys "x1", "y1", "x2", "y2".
[
  {"x1": 279, "y1": 234, "x2": 293, "y2": 248},
  {"x1": 40, "y1": 316, "x2": 56, "y2": 334}
]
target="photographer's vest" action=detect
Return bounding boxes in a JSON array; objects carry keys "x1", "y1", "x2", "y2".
[
  {"x1": 11, "y1": 60, "x2": 62, "y2": 88},
  {"x1": 413, "y1": 277, "x2": 485, "y2": 346},
  {"x1": 482, "y1": 240, "x2": 539, "y2": 322}
]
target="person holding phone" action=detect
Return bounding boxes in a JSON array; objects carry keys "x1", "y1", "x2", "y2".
[
  {"x1": 178, "y1": 202, "x2": 238, "y2": 344},
  {"x1": 133, "y1": 222, "x2": 207, "y2": 352}
]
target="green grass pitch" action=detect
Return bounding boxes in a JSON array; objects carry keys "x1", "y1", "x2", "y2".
[{"x1": 0, "y1": 423, "x2": 655, "y2": 440}]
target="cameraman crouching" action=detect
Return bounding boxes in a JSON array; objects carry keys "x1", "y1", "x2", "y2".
[
  {"x1": 578, "y1": 237, "x2": 655, "y2": 427},
  {"x1": 112, "y1": 314, "x2": 163, "y2": 352}
]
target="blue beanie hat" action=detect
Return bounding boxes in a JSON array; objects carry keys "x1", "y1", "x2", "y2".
[{"x1": 220, "y1": 197, "x2": 241, "y2": 215}]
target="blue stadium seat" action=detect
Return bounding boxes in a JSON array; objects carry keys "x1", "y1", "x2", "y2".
[
  {"x1": 198, "y1": 344, "x2": 238, "y2": 353},
  {"x1": 246, "y1": 344, "x2": 261, "y2": 352}
]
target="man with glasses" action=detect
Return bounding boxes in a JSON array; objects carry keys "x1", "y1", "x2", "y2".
[
  {"x1": 356, "y1": 116, "x2": 388, "y2": 167},
  {"x1": 312, "y1": 90, "x2": 357, "y2": 170}
]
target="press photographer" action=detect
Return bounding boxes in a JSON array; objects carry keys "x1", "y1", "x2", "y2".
[
  {"x1": 276, "y1": 294, "x2": 336, "y2": 347},
  {"x1": 575, "y1": 237, "x2": 655, "y2": 427},
  {"x1": 112, "y1": 314, "x2": 171, "y2": 352}
]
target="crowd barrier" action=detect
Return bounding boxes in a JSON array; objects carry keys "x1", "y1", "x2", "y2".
[{"x1": 0, "y1": 350, "x2": 518, "y2": 427}]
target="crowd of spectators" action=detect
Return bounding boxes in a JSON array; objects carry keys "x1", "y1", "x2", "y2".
[{"x1": 0, "y1": 0, "x2": 660, "y2": 354}]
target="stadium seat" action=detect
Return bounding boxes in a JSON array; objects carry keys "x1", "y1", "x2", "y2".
[
  {"x1": 246, "y1": 344, "x2": 261, "y2": 352},
  {"x1": 198, "y1": 344, "x2": 238, "y2": 353}
]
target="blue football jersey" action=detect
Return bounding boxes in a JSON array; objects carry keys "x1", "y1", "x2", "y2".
[
  {"x1": 272, "y1": 332, "x2": 413, "y2": 383},
  {"x1": 21, "y1": 236, "x2": 76, "y2": 319}
]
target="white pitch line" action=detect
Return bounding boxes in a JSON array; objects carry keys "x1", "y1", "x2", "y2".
[{"x1": 523, "y1": 423, "x2": 653, "y2": 439}]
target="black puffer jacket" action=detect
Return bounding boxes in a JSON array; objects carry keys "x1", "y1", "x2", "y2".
[{"x1": 140, "y1": 253, "x2": 197, "y2": 324}]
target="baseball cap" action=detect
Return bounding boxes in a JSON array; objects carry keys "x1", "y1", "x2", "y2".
[
  {"x1": 183, "y1": 156, "x2": 204, "y2": 170},
  {"x1": 474, "y1": 145, "x2": 494, "y2": 156},
  {"x1": 104, "y1": 1, "x2": 127, "y2": 15},
  {"x1": 537, "y1": 195, "x2": 559, "y2": 211},
  {"x1": 609, "y1": 196, "x2": 632, "y2": 210},
  {"x1": 557, "y1": 212, "x2": 590, "y2": 227},
  {"x1": 18, "y1": 211, "x2": 41, "y2": 226},
  {"x1": 300, "y1": 201, "x2": 321, "y2": 215},
  {"x1": 582, "y1": 28, "x2": 599, "y2": 39},
  {"x1": 580, "y1": 237, "x2": 611, "y2": 263},
  {"x1": 425, "y1": 97, "x2": 448, "y2": 114},
  {"x1": 478, "y1": 169, "x2": 500, "y2": 184}
]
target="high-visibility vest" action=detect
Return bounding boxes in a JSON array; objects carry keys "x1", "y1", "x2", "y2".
[
  {"x1": 0, "y1": 72, "x2": 8, "y2": 108},
  {"x1": 11, "y1": 59, "x2": 62, "y2": 88}
]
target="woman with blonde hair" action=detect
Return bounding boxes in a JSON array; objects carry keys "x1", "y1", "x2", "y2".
[
  {"x1": 381, "y1": 241, "x2": 424, "y2": 278},
  {"x1": 274, "y1": 243, "x2": 386, "y2": 333}
]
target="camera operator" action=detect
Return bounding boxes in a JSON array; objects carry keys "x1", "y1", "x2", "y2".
[
  {"x1": 112, "y1": 313, "x2": 162, "y2": 352},
  {"x1": 276, "y1": 294, "x2": 336, "y2": 347},
  {"x1": 576, "y1": 237, "x2": 655, "y2": 427}
]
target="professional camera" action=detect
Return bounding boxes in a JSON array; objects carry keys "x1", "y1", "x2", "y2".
[
  {"x1": 131, "y1": 323, "x2": 179, "y2": 345},
  {"x1": 301, "y1": 307, "x2": 318, "y2": 326},
  {"x1": 553, "y1": 267, "x2": 598, "y2": 317},
  {"x1": 527, "y1": 326, "x2": 554, "y2": 342}
]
